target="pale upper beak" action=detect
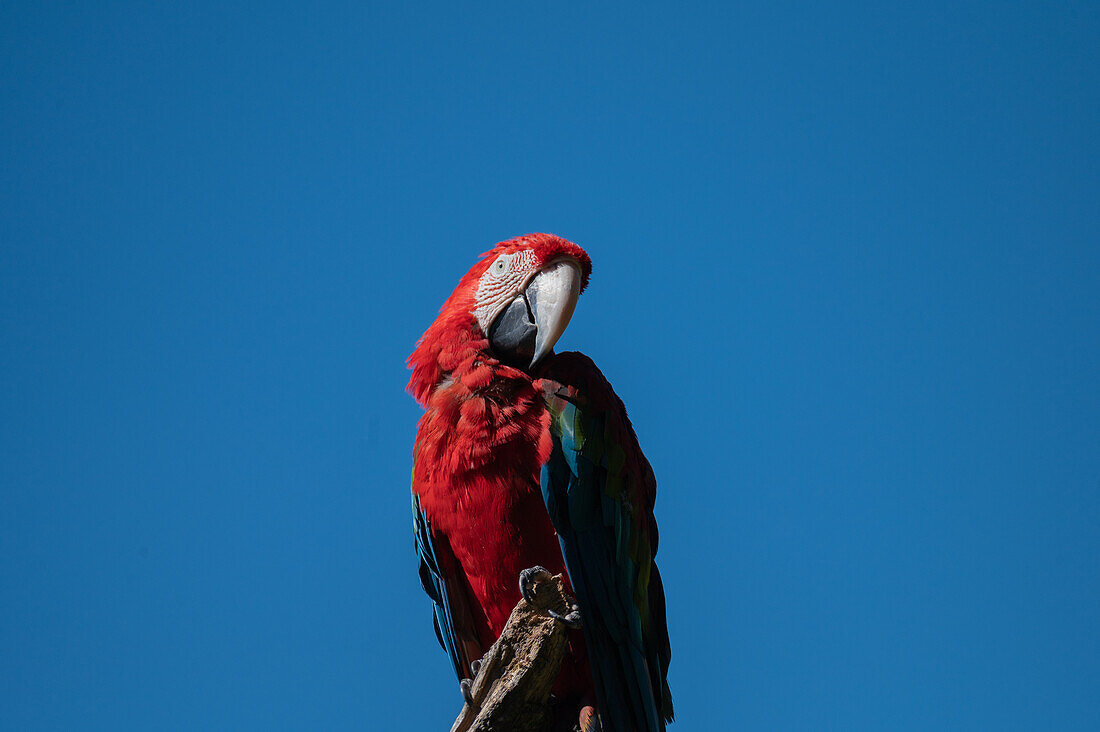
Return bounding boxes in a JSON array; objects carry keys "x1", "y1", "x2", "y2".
[{"x1": 488, "y1": 258, "x2": 583, "y2": 369}]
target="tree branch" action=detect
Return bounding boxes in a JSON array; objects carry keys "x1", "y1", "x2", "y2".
[{"x1": 449, "y1": 571, "x2": 576, "y2": 732}]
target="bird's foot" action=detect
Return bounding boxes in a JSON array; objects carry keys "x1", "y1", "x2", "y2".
[
  {"x1": 519, "y1": 565, "x2": 552, "y2": 605},
  {"x1": 548, "y1": 603, "x2": 582, "y2": 629},
  {"x1": 470, "y1": 657, "x2": 482, "y2": 675},
  {"x1": 459, "y1": 678, "x2": 474, "y2": 707}
]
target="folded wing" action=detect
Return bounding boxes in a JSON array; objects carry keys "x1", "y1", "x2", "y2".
[{"x1": 539, "y1": 352, "x2": 674, "y2": 732}]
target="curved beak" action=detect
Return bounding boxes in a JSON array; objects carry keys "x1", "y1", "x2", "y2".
[
  {"x1": 488, "y1": 258, "x2": 582, "y2": 369},
  {"x1": 527, "y1": 259, "x2": 582, "y2": 367}
]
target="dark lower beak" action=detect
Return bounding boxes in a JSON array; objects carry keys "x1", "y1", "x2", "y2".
[{"x1": 488, "y1": 295, "x2": 537, "y2": 368}]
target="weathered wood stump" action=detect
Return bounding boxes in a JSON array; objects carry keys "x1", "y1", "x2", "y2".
[{"x1": 449, "y1": 570, "x2": 576, "y2": 732}]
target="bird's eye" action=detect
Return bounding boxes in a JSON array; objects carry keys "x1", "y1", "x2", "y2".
[{"x1": 494, "y1": 258, "x2": 508, "y2": 274}]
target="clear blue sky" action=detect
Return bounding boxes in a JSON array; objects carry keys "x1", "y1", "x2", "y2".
[{"x1": 2, "y1": 2, "x2": 1097, "y2": 729}]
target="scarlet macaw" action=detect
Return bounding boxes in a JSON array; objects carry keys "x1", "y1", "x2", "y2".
[{"x1": 408, "y1": 233, "x2": 673, "y2": 731}]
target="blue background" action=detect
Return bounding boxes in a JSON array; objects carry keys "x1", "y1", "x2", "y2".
[{"x1": 2, "y1": 2, "x2": 1098, "y2": 729}]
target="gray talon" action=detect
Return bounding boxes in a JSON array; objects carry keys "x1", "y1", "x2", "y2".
[
  {"x1": 518, "y1": 566, "x2": 551, "y2": 604},
  {"x1": 460, "y1": 678, "x2": 474, "y2": 706},
  {"x1": 548, "y1": 604, "x2": 582, "y2": 629},
  {"x1": 470, "y1": 659, "x2": 482, "y2": 675}
]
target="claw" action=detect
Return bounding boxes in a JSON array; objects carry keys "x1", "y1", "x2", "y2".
[
  {"x1": 470, "y1": 658, "x2": 481, "y2": 675},
  {"x1": 548, "y1": 604, "x2": 582, "y2": 629},
  {"x1": 460, "y1": 678, "x2": 474, "y2": 706},
  {"x1": 518, "y1": 566, "x2": 551, "y2": 605}
]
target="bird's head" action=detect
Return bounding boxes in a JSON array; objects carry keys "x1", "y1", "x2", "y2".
[{"x1": 408, "y1": 233, "x2": 591, "y2": 404}]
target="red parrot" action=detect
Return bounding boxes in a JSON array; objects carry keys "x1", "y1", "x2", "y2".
[{"x1": 408, "y1": 233, "x2": 673, "y2": 731}]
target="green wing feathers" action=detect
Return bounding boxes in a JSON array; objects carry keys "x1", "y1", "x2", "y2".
[{"x1": 539, "y1": 353, "x2": 673, "y2": 731}]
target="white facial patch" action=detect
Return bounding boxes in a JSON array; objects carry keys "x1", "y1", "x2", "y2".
[{"x1": 473, "y1": 250, "x2": 538, "y2": 334}]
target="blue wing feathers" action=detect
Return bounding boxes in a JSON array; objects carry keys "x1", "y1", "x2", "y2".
[
  {"x1": 540, "y1": 354, "x2": 673, "y2": 731},
  {"x1": 412, "y1": 493, "x2": 469, "y2": 681}
]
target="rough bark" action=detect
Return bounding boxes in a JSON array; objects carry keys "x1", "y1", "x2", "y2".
[{"x1": 449, "y1": 571, "x2": 575, "y2": 732}]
